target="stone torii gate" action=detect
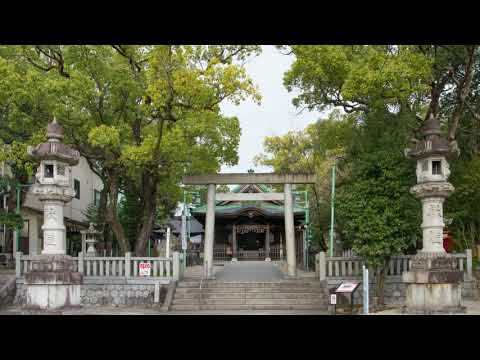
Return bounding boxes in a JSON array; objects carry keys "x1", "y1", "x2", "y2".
[{"x1": 182, "y1": 173, "x2": 316, "y2": 279}]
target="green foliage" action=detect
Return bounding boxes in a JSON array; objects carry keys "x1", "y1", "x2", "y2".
[
  {"x1": 118, "y1": 191, "x2": 143, "y2": 250},
  {"x1": 0, "y1": 212, "x2": 23, "y2": 231},
  {"x1": 335, "y1": 109, "x2": 421, "y2": 264},
  {"x1": 445, "y1": 156, "x2": 480, "y2": 251},
  {"x1": 255, "y1": 110, "x2": 357, "y2": 249},
  {"x1": 82, "y1": 202, "x2": 101, "y2": 228},
  {"x1": 282, "y1": 45, "x2": 432, "y2": 114},
  {"x1": 336, "y1": 149, "x2": 421, "y2": 267},
  {"x1": 0, "y1": 45, "x2": 260, "y2": 254}
]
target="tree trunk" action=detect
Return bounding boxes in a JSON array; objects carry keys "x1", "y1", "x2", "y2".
[
  {"x1": 134, "y1": 173, "x2": 158, "y2": 256},
  {"x1": 104, "y1": 175, "x2": 130, "y2": 254},
  {"x1": 375, "y1": 261, "x2": 387, "y2": 308}
]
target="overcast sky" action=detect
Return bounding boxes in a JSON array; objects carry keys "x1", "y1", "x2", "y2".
[{"x1": 219, "y1": 45, "x2": 324, "y2": 174}]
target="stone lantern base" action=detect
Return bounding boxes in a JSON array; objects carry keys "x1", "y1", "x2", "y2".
[
  {"x1": 24, "y1": 255, "x2": 82, "y2": 310},
  {"x1": 402, "y1": 254, "x2": 466, "y2": 314}
]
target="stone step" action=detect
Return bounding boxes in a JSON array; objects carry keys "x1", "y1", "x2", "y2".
[
  {"x1": 177, "y1": 282, "x2": 323, "y2": 288},
  {"x1": 174, "y1": 290, "x2": 326, "y2": 297},
  {"x1": 177, "y1": 286, "x2": 326, "y2": 292},
  {"x1": 175, "y1": 292, "x2": 326, "y2": 299},
  {"x1": 170, "y1": 304, "x2": 327, "y2": 311},
  {"x1": 173, "y1": 298, "x2": 326, "y2": 305},
  {"x1": 175, "y1": 288, "x2": 325, "y2": 294}
]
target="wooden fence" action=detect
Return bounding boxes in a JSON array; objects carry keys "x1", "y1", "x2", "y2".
[
  {"x1": 315, "y1": 249, "x2": 473, "y2": 281},
  {"x1": 16, "y1": 251, "x2": 182, "y2": 281}
]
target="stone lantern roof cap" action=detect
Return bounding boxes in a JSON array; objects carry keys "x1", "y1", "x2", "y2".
[
  {"x1": 422, "y1": 113, "x2": 441, "y2": 137},
  {"x1": 405, "y1": 114, "x2": 451, "y2": 160},
  {"x1": 27, "y1": 118, "x2": 80, "y2": 165},
  {"x1": 46, "y1": 117, "x2": 64, "y2": 140}
]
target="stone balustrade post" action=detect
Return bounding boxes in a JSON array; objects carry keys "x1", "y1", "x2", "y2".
[
  {"x1": 319, "y1": 251, "x2": 326, "y2": 282},
  {"x1": 173, "y1": 251, "x2": 180, "y2": 281},
  {"x1": 78, "y1": 251, "x2": 84, "y2": 274},
  {"x1": 466, "y1": 249, "x2": 472, "y2": 280},
  {"x1": 125, "y1": 252, "x2": 132, "y2": 278},
  {"x1": 15, "y1": 252, "x2": 22, "y2": 278}
]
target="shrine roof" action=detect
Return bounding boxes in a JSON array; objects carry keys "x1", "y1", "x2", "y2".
[{"x1": 191, "y1": 200, "x2": 305, "y2": 217}]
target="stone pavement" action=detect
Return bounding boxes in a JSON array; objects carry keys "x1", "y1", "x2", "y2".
[
  {"x1": 0, "y1": 304, "x2": 328, "y2": 315},
  {"x1": 215, "y1": 261, "x2": 284, "y2": 282},
  {"x1": 3, "y1": 300, "x2": 480, "y2": 315},
  {"x1": 371, "y1": 300, "x2": 480, "y2": 315}
]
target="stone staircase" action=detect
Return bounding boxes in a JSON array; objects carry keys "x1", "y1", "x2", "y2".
[{"x1": 170, "y1": 280, "x2": 328, "y2": 311}]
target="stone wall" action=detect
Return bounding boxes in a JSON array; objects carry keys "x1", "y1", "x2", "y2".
[
  {"x1": 80, "y1": 284, "x2": 165, "y2": 306},
  {"x1": 0, "y1": 276, "x2": 16, "y2": 307},
  {"x1": 14, "y1": 281, "x2": 168, "y2": 307}
]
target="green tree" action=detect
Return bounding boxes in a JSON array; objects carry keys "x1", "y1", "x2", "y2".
[
  {"x1": 278, "y1": 45, "x2": 480, "y2": 305},
  {"x1": 0, "y1": 45, "x2": 261, "y2": 255},
  {"x1": 254, "y1": 110, "x2": 356, "y2": 250},
  {"x1": 335, "y1": 109, "x2": 422, "y2": 305}
]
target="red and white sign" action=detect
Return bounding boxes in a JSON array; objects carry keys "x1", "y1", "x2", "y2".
[{"x1": 139, "y1": 262, "x2": 151, "y2": 276}]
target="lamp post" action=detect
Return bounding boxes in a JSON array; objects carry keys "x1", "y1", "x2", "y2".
[
  {"x1": 328, "y1": 156, "x2": 344, "y2": 257},
  {"x1": 329, "y1": 159, "x2": 336, "y2": 257}
]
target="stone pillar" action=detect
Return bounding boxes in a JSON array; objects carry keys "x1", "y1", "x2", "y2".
[
  {"x1": 204, "y1": 184, "x2": 216, "y2": 278},
  {"x1": 232, "y1": 224, "x2": 238, "y2": 262},
  {"x1": 284, "y1": 183, "x2": 296, "y2": 277},
  {"x1": 265, "y1": 224, "x2": 271, "y2": 261},
  {"x1": 41, "y1": 200, "x2": 66, "y2": 255},
  {"x1": 420, "y1": 197, "x2": 446, "y2": 253}
]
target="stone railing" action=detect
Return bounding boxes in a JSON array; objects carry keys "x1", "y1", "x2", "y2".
[
  {"x1": 16, "y1": 251, "x2": 182, "y2": 281},
  {"x1": 315, "y1": 250, "x2": 473, "y2": 281}
]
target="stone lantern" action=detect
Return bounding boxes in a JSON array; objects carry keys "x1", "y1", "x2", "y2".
[
  {"x1": 403, "y1": 114, "x2": 464, "y2": 314},
  {"x1": 24, "y1": 117, "x2": 82, "y2": 310},
  {"x1": 81, "y1": 223, "x2": 100, "y2": 257}
]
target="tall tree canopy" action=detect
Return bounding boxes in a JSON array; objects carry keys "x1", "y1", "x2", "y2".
[{"x1": 0, "y1": 45, "x2": 261, "y2": 255}]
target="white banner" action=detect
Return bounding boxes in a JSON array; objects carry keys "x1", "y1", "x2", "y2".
[{"x1": 139, "y1": 262, "x2": 151, "y2": 276}]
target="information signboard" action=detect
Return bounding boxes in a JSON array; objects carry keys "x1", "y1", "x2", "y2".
[
  {"x1": 139, "y1": 262, "x2": 151, "y2": 276},
  {"x1": 333, "y1": 281, "x2": 360, "y2": 314},
  {"x1": 335, "y1": 281, "x2": 360, "y2": 293}
]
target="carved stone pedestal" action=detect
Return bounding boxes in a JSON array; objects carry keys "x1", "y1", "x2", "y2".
[
  {"x1": 402, "y1": 254, "x2": 465, "y2": 314},
  {"x1": 24, "y1": 255, "x2": 82, "y2": 310}
]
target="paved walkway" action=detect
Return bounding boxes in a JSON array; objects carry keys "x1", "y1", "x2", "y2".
[
  {"x1": 0, "y1": 305, "x2": 328, "y2": 315},
  {"x1": 4, "y1": 301, "x2": 480, "y2": 315},
  {"x1": 371, "y1": 300, "x2": 480, "y2": 315},
  {"x1": 214, "y1": 261, "x2": 284, "y2": 282}
]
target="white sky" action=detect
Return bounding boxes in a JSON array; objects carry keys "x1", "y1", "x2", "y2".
[{"x1": 219, "y1": 45, "x2": 324, "y2": 174}]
